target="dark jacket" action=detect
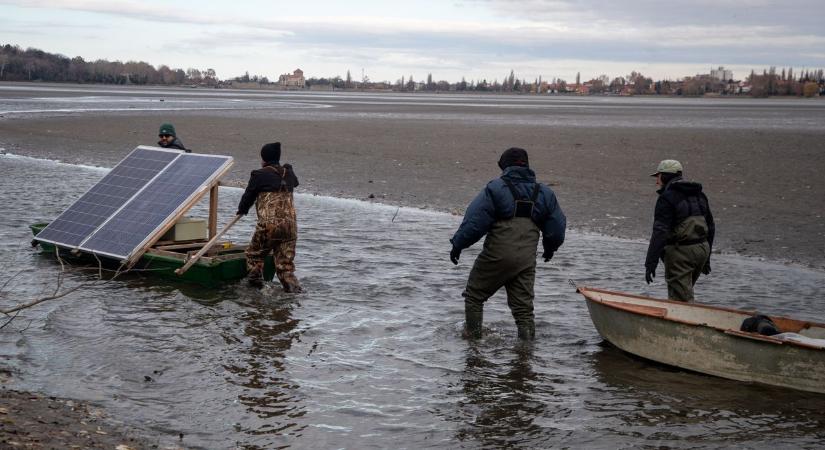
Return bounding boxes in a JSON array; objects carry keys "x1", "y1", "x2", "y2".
[
  {"x1": 158, "y1": 137, "x2": 190, "y2": 152},
  {"x1": 645, "y1": 177, "x2": 715, "y2": 268},
  {"x1": 236, "y1": 164, "x2": 299, "y2": 215},
  {"x1": 450, "y1": 166, "x2": 566, "y2": 254}
]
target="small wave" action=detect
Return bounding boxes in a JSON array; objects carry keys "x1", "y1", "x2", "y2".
[{"x1": 0, "y1": 151, "x2": 109, "y2": 173}]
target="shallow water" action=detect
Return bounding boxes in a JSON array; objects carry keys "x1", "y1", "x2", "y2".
[
  {"x1": 1, "y1": 153, "x2": 824, "y2": 449},
  {"x1": 2, "y1": 83, "x2": 825, "y2": 131}
]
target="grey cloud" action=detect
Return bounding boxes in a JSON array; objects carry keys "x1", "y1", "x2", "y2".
[
  {"x1": 469, "y1": 0, "x2": 824, "y2": 32},
  {"x1": 4, "y1": 0, "x2": 822, "y2": 80}
]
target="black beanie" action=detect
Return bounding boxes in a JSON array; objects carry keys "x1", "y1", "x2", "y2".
[
  {"x1": 498, "y1": 147, "x2": 529, "y2": 170},
  {"x1": 260, "y1": 142, "x2": 281, "y2": 164}
]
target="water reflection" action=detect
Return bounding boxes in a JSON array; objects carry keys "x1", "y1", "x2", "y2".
[
  {"x1": 588, "y1": 343, "x2": 825, "y2": 447},
  {"x1": 222, "y1": 295, "x2": 306, "y2": 444},
  {"x1": 3, "y1": 153, "x2": 825, "y2": 448},
  {"x1": 452, "y1": 344, "x2": 552, "y2": 448}
]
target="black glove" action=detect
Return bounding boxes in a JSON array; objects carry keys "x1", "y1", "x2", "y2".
[
  {"x1": 645, "y1": 264, "x2": 656, "y2": 284},
  {"x1": 450, "y1": 247, "x2": 461, "y2": 265},
  {"x1": 542, "y1": 250, "x2": 553, "y2": 262},
  {"x1": 235, "y1": 211, "x2": 246, "y2": 216},
  {"x1": 702, "y1": 260, "x2": 711, "y2": 275}
]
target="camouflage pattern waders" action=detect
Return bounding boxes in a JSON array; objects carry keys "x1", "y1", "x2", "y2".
[
  {"x1": 246, "y1": 191, "x2": 302, "y2": 292},
  {"x1": 463, "y1": 217, "x2": 540, "y2": 339},
  {"x1": 663, "y1": 241, "x2": 709, "y2": 302}
]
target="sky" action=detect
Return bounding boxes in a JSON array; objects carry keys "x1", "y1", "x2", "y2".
[{"x1": 1, "y1": 0, "x2": 823, "y2": 83}]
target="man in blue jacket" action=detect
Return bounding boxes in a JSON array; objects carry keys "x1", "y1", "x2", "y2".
[{"x1": 450, "y1": 148, "x2": 566, "y2": 340}]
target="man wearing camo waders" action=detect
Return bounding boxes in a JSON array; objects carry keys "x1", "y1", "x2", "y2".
[
  {"x1": 237, "y1": 142, "x2": 302, "y2": 293},
  {"x1": 645, "y1": 159, "x2": 715, "y2": 302},
  {"x1": 449, "y1": 147, "x2": 566, "y2": 340}
]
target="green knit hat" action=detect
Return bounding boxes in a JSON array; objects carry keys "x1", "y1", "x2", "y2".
[{"x1": 158, "y1": 123, "x2": 176, "y2": 137}]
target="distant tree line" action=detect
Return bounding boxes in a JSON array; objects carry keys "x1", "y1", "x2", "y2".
[
  {"x1": 0, "y1": 44, "x2": 219, "y2": 86},
  {"x1": 2, "y1": 44, "x2": 823, "y2": 97},
  {"x1": 230, "y1": 71, "x2": 272, "y2": 85},
  {"x1": 747, "y1": 67, "x2": 824, "y2": 98}
]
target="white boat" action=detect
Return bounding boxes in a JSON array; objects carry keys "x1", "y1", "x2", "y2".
[{"x1": 577, "y1": 286, "x2": 825, "y2": 394}]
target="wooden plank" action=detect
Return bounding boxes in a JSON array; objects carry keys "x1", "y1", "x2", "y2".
[
  {"x1": 211, "y1": 252, "x2": 248, "y2": 262},
  {"x1": 144, "y1": 248, "x2": 187, "y2": 260},
  {"x1": 176, "y1": 214, "x2": 242, "y2": 276},
  {"x1": 602, "y1": 300, "x2": 667, "y2": 318},
  {"x1": 724, "y1": 329, "x2": 784, "y2": 345},
  {"x1": 155, "y1": 242, "x2": 212, "y2": 251},
  {"x1": 208, "y1": 185, "x2": 218, "y2": 238}
]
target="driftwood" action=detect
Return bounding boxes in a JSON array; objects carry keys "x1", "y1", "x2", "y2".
[{"x1": 0, "y1": 250, "x2": 126, "y2": 330}]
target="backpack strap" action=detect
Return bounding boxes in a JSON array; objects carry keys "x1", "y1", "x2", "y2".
[
  {"x1": 530, "y1": 183, "x2": 541, "y2": 202},
  {"x1": 264, "y1": 165, "x2": 290, "y2": 191},
  {"x1": 502, "y1": 177, "x2": 542, "y2": 202},
  {"x1": 502, "y1": 177, "x2": 522, "y2": 201}
]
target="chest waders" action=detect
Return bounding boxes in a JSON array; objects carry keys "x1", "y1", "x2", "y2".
[
  {"x1": 246, "y1": 165, "x2": 302, "y2": 293},
  {"x1": 663, "y1": 192, "x2": 710, "y2": 302},
  {"x1": 463, "y1": 179, "x2": 542, "y2": 340}
]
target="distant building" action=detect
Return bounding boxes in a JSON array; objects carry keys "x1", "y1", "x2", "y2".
[
  {"x1": 710, "y1": 66, "x2": 733, "y2": 81},
  {"x1": 279, "y1": 69, "x2": 305, "y2": 88}
]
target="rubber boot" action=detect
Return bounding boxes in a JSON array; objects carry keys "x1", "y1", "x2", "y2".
[
  {"x1": 283, "y1": 280, "x2": 303, "y2": 293},
  {"x1": 516, "y1": 320, "x2": 535, "y2": 340},
  {"x1": 247, "y1": 270, "x2": 264, "y2": 288},
  {"x1": 464, "y1": 310, "x2": 483, "y2": 339}
]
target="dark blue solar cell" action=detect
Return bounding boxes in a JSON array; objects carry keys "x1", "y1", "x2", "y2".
[
  {"x1": 34, "y1": 147, "x2": 179, "y2": 247},
  {"x1": 80, "y1": 154, "x2": 231, "y2": 260}
]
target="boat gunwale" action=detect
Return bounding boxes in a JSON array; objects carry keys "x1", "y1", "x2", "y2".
[{"x1": 578, "y1": 286, "x2": 825, "y2": 351}]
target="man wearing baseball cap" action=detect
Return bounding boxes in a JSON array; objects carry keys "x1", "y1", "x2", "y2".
[{"x1": 645, "y1": 159, "x2": 715, "y2": 301}]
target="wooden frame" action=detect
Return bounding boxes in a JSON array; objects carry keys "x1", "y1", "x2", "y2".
[{"x1": 126, "y1": 157, "x2": 235, "y2": 267}]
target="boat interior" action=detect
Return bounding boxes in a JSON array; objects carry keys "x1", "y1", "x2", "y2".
[
  {"x1": 580, "y1": 287, "x2": 825, "y2": 342},
  {"x1": 145, "y1": 239, "x2": 247, "y2": 263}
]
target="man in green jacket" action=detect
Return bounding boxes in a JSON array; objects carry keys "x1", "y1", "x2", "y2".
[{"x1": 645, "y1": 160, "x2": 715, "y2": 301}]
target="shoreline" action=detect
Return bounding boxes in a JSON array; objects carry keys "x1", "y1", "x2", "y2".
[
  {"x1": 2, "y1": 80, "x2": 825, "y2": 100},
  {"x1": 0, "y1": 387, "x2": 161, "y2": 449}
]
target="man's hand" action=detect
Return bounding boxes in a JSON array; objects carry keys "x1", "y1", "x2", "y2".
[
  {"x1": 450, "y1": 247, "x2": 461, "y2": 265},
  {"x1": 702, "y1": 260, "x2": 711, "y2": 275},
  {"x1": 235, "y1": 211, "x2": 246, "y2": 217},
  {"x1": 542, "y1": 251, "x2": 554, "y2": 262},
  {"x1": 645, "y1": 265, "x2": 656, "y2": 284}
]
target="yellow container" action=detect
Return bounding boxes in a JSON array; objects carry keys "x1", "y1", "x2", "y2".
[{"x1": 161, "y1": 217, "x2": 207, "y2": 242}]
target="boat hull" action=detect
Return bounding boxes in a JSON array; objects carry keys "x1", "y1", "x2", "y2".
[
  {"x1": 580, "y1": 287, "x2": 825, "y2": 394},
  {"x1": 30, "y1": 222, "x2": 274, "y2": 288}
]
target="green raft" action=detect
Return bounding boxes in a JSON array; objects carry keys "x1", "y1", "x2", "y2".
[{"x1": 30, "y1": 222, "x2": 274, "y2": 288}]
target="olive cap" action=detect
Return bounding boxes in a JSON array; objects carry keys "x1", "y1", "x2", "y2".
[{"x1": 650, "y1": 159, "x2": 683, "y2": 176}]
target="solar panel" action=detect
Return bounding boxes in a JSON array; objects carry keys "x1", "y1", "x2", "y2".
[
  {"x1": 34, "y1": 146, "x2": 233, "y2": 264},
  {"x1": 79, "y1": 154, "x2": 232, "y2": 261},
  {"x1": 33, "y1": 147, "x2": 179, "y2": 247}
]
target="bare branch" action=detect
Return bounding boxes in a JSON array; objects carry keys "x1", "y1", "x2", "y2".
[
  {"x1": 0, "y1": 269, "x2": 26, "y2": 294},
  {"x1": 0, "y1": 310, "x2": 20, "y2": 330},
  {"x1": 0, "y1": 251, "x2": 126, "y2": 325},
  {"x1": 1, "y1": 283, "x2": 86, "y2": 315}
]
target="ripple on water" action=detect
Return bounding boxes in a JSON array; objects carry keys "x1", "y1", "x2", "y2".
[{"x1": 1, "y1": 154, "x2": 824, "y2": 448}]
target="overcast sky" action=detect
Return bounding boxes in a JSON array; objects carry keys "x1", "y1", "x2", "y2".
[{"x1": 2, "y1": 0, "x2": 823, "y2": 83}]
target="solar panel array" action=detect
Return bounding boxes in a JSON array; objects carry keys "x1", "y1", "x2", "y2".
[
  {"x1": 35, "y1": 146, "x2": 232, "y2": 262},
  {"x1": 33, "y1": 148, "x2": 177, "y2": 247}
]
